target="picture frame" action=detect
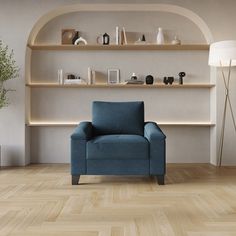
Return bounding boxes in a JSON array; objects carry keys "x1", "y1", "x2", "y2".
[
  {"x1": 107, "y1": 69, "x2": 120, "y2": 84},
  {"x1": 61, "y1": 29, "x2": 77, "y2": 45}
]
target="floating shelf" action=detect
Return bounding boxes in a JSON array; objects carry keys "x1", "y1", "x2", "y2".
[
  {"x1": 26, "y1": 83, "x2": 215, "y2": 88},
  {"x1": 27, "y1": 44, "x2": 209, "y2": 51},
  {"x1": 26, "y1": 121, "x2": 215, "y2": 127}
]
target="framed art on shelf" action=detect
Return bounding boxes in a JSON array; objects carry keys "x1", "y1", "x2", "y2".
[{"x1": 107, "y1": 69, "x2": 120, "y2": 84}]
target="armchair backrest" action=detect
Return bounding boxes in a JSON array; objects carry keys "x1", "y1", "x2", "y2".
[{"x1": 92, "y1": 101, "x2": 144, "y2": 136}]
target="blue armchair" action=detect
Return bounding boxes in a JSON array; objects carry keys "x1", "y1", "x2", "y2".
[{"x1": 71, "y1": 101, "x2": 166, "y2": 185}]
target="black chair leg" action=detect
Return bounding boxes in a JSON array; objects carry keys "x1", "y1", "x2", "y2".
[
  {"x1": 156, "y1": 175, "x2": 165, "y2": 185},
  {"x1": 72, "y1": 175, "x2": 80, "y2": 185}
]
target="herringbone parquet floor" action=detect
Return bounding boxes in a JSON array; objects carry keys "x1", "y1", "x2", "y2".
[{"x1": 0, "y1": 164, "x2": 236, "y2": 236}]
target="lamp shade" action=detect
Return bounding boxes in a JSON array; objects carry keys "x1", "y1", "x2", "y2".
[{"x1": 208, "y1": 40, "x2": 236, "y2": 67}]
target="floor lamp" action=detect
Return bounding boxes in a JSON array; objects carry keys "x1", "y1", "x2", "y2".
[{"x1": 208, "y1": 40, "x2": 236, "y2": 166}]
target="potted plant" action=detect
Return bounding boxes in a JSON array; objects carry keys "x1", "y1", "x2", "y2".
[
  {"x1": 0, "y1": 40, "x2": 19, "y2": 166},
  {"x1": 0, "y1": 40, "x2": 19, "y2": 108}
]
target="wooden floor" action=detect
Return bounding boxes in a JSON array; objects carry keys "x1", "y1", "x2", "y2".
[{"x1": 0, "y1": 164, "x2": 236, "y2": 236}]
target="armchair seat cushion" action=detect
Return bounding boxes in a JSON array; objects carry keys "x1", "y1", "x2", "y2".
[{"x1": 87, "y1": 134, "x2": 149, "y2": 160}]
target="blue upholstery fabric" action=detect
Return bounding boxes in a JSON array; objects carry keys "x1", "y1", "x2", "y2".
[
  {"x1": 70, "y1": 102, "x2": 166, "y2": 180},
  {"x1": 144, "y1": 122, "x2": 166, "y2": 175},
  {"x1": 87, "y1": 134, "x2": 149, "y2": 160},
  {"x1": 71, "y1": 122, "x2": 93, "y2": 175},
  {"x1": 87, "y1": 159, "x2": 149, "y2": 175},
  {"x1": 92, "y1": 101, "x2": 144, "y2": 136},
  {"x1": 71, "y1": 121, "x2": 93, "y2": 140}
]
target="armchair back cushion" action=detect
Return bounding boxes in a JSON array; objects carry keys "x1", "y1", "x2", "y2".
[{"x1": 92, "y1": 101, "x2": 144, "y2": 136}]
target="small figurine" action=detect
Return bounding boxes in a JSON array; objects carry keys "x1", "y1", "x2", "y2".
[
  {"x1": 131, "y1": 72, "x2": 138, "y2": 80},
  {"x1": 126, "y1": 73, "x2": 144, "y2": 84},
  {"x1": 74, "y1": 37, "x2": 88, "y2": 45},
  {"x1": 135, "y1": 34, "x2": 147, "y2": 45},
  {"x1": 141, "y1": 34, "x2": 146, "y2": 42},
  {"x1": 163, "y1": 77, "x2": 174, "y2": 85},
  {"x1": 171, "y1": 36, "x2": 181, "y2": 45},
  {"x1": 178, "y1": 72, "x2": 186, "y2": 84},
  {"x1": 67, "y1": 74, "x2": 76, "y2": 80},
  {"x1": 72, "y1": 31, "x2": 79, "y2": 44}
]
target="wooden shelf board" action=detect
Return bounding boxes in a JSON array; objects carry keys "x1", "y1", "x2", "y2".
[
  {"x1": 26, "y1": 83, "x2": 215, "y2": 88},
  {"x1": 26, "y1": 121, "x2": 215, "y2": 127},
  {"x1": 28, "y1": 44, "x2": 209, "y2": 51}
]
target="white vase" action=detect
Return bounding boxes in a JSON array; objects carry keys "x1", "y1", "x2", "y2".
[{"x1": 156, "y1": 27, "x2": 165, "y2": 44}]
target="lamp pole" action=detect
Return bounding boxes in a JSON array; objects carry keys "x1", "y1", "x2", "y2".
[{"x1": 218, "y1": 59, "x2": 236, "y2": 166}]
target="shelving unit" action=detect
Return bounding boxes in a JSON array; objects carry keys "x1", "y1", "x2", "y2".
[
  {"x1": 27, "y1": 121, "x2": 215, "y2": 127},
  {"x1": 27, "y1": 44, "x2": 209, "y2": 51},
  {"x1": 26, "y1": 83, "x2": 215, "y2": 88},
  {"x1": 26, "y1": 4, "x2": 216, "y2": 164}
]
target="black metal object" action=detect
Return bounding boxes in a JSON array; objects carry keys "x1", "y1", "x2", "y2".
[
  {"x1": 72, "y1": 175, "x2": 80, "y2": 185},
  {"x1": 72, "y1": 31, "x2": 79, "y2": 44},
  {"x1": 103, "y1": 33, "x2": 110, "y2": 45},
  {"x1": 145, "y1": 75, "x2": 154, "y2": 84},
  {"x1": 156, "y1": 175, "x2": 165, "y2": 185},
  {"x1": 178, "y1": 72, "x2": 186, "y2": 84},
  {"x1": 141, "y1": 34, "x2": 146, "y2": 42},
  {"x1": 163, "y1": 76, "x2": 174, "y2": 85}
]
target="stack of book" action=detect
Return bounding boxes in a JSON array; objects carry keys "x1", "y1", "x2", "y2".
[{"x1": 64, "y1": 79, "x2": 85, "y2": 84}]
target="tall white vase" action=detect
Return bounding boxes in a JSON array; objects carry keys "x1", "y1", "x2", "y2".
[{"x1": 156, "y1": 27, "x2": 165, "y2": 44}]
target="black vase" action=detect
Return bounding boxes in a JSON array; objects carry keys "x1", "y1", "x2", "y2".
[
  {"x1": 72, "y1": 31, "x2": 79, "y2": 44},
  {"x1": 145, "y1": 75, "x2": 154, "y2": 84}
]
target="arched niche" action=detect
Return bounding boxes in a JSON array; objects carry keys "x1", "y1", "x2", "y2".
[
  {"x1": 27, "y1": 4, "x2": 213, "y2": 45},
  {"x1": 25, "y1": 4, "x2": 217, "y2": 165},
  {"x1": 25, "y1": 3, "x2": 215, "y2": 84}
]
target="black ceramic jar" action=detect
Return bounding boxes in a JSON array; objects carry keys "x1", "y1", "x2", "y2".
[{"x1": 145, "y1": 75, "x2": 154, "y2": 84}]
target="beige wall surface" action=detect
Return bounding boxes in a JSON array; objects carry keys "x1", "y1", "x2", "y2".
[{"x1": 0, "y1": 0, "x2": 236, "y2": 165}]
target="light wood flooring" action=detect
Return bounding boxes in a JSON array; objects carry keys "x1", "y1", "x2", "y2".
[{"x1": 0, "y1": 164, "x2": 236, "y2": 236}]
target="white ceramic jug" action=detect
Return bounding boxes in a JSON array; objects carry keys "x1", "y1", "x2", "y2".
[{"x1": 156, "y1": 27, "x2": 165, "y2": 44}]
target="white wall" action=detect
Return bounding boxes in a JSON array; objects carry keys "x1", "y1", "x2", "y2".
[{"x1": 0, "y1": 0, "x2": 236, "y2": 166}]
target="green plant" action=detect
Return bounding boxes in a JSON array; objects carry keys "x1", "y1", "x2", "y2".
[{"x1": 0, "y1": 40, "x2": 19, "y2": 108}]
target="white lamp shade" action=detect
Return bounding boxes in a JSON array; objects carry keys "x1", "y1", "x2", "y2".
[{"x1": 208, "y1": 40, "x2": 236, "y2": 67}]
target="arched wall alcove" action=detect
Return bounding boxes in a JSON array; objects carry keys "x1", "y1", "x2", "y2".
[
  {"x1": 25, "y1": 4, "x2": 217, "y2": 165},
  {"x1": 27, "y1": 4, "x2": 213, "y2": 44}
]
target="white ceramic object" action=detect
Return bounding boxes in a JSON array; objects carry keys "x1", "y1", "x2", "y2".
[
  {"x1": 115, "y1": 26, "x2": 119, "y2": 45},
  {"x1": 64, "y1": 79, "x2": 85, "y2": 84},
  {"x1": 57, "y1": 69, "x2": 63, "y2": 84},
  {"x1": 74, "y1": 37, "x2": 88, "y2": 45},
  {"x1": 156, "y1": 27, "x2": 165, "y2": 44},
  {"x1": 172, "y1": 36, "x2": 181, "y2": 45},
  {"x1": 87, "y1": 67, "x2": 92, "y2": 84}
]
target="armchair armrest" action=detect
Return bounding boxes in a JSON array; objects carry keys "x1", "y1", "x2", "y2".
[
  {"x1": 71, "y1": 122, "x2": 93, "y2": 140},
  {"x1": 144, "y1": 122, "x2": 166, "y2": 176},
  {"x1": 144, "y1": 122, "x2": 166, "y2": 141},
  {"x1": 71, "y1": 122, "x2": 93, "y2": 176}
]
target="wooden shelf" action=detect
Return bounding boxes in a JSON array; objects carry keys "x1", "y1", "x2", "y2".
[
  {"x1": 26, "y1": 121, "x2": 215, "y2": 127},
  {"x1": 28, "y1": 44, "x2": 209, "y2": 51},
  {"x1": 26, "y1": 83, "x2": 215, "y2": 88}
]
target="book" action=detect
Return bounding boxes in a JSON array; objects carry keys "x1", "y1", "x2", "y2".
[
  {"x1": 122, "y1": 27, "x2": 127, "y2": 45},
  {"x1": 64, "y1": 79, "x2": 85, "y2": 84},
  {"x1": 115, "y1": 26, "x2": 119, "y2": 45},
  {"x1": 88, "y1": 67, "x2": 92, "y2": 84}
]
